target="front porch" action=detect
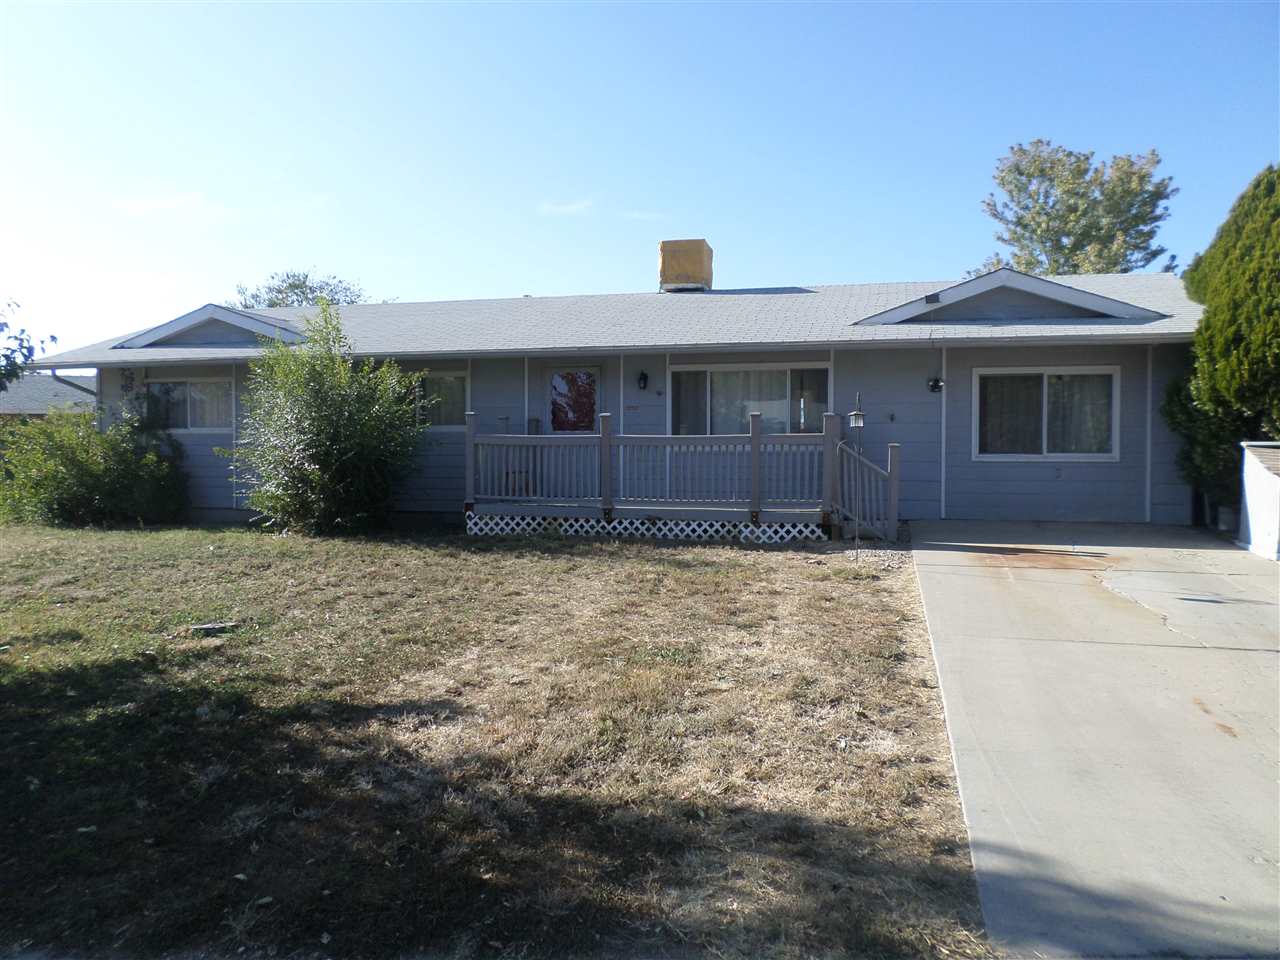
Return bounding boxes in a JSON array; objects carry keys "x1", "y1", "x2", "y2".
[{"x1": 463, "y1": 411, "x2": 901, "y2": 543}]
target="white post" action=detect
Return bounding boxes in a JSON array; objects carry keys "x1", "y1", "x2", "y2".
[
  {"x1": 821, "y1": 411, "x2": 839, "y2": 525},
  {"x1": 749, "y1": 412, "x2": 762, "y2": 521},
  {"x1": 599, "y1": 412, "x2": 614, "y2": 515},
  {"x1": 464, "y1": 411, "x2": 476, "y2": 511},
  {"x1": 887, "y1": 442, "x2": 902, "y2": 541}
]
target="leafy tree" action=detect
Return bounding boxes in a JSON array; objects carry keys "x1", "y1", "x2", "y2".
[
  {"x1": 972, "y1": 139, "x2": 1178, "y2": 276},
  {"x1": 232, "y1": 271, "x2": 365, "y2": 310},
  {"x1": 227, "y1": 300, "x2": 423, "y2": 534},
  {"x1": 1, "y1": 300, "x2": 55, "y2": 392},
  {"x1": 1163, "y1": 165, "x2": 1279, "y2": 507},
  {"x1": 0, "y1": 410, "x2": 187, "y2": 526}
]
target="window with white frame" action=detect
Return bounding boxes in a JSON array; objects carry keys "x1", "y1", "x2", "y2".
[
  {"x1": 418, "y1": 372, "x2": 467, "y2": 427},
  {"x1": 144, "y1": 380, "x2": 233, "y2": 430},
  {"x1": 671, "y1": 365, "x2": 830, "y2": 435},
  {"x1": 973, "y1": 366, "x2": 1119, "y2": 460}
]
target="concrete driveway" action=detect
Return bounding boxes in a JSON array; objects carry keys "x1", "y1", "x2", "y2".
[{"x1": 913, "y1": 521, "x2": 1279, "y2": 958}]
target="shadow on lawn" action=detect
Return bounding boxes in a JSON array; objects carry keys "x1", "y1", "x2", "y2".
[{"x1": 2, "y1": 650, "x2": 989, "y2": 959}]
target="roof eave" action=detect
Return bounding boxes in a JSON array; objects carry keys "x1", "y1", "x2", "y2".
[{"x1": 26, "y1": 329, "x2": 1194, "y2": 370}]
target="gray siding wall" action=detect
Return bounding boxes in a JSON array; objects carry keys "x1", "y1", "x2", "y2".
[
  {"x1": 920, "y1": 287, "x2": 1101, "y2": 321},
  {"x1": 96, "y1": 342, "x2": 1196, "y2": 525},
  {"x1": 1150, "y1": 344, "x2": 1194, "y2": 524},
  {"x1": 620, "y1": 353, "x2": 668, "y2": 435},
  {"x1": 100, "y1": 365, "x2": 240, "y2": 515},
  {"x1": 833, "y1": 347, "x2": 943, "y2": 520},
  {"x1": 159, "y1": 320, "x2": 261, "y2": 346},
  {"x1": 523, "y1": 355, "x2": 622, "y2": 434},
  {"x1": 943, "y1": 345, "x2": 1149, "y2": 522},
  {"x1": 393, "y1": 359, "x2": 466, "y2": 514}
]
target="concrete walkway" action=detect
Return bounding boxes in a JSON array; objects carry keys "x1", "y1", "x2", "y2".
[{"x1": 913, "y1": 521, "x2": 1279, "y2": 958}]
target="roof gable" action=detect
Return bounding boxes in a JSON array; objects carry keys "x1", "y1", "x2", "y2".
[
  {"x1": 116, "y1": 304, "x2": 302, "y2": 349},
  {"x1": 858, "y1": 268, "x2": 1167, "y2": 325}
]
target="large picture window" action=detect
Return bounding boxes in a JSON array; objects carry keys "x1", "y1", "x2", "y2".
[
  {"x1": 671, "y1": 366, "x2": 829, "y2": 435},
  {"x1": 973, "y1": 366, "x2": 1119, "y2": 460},
  {"x1": 144, "y1": 380, "x2": 233, "y2": 430}
]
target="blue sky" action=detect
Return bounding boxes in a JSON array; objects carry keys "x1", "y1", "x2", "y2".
[{"x1": 2, "y1": 1, "x2": 1276, "y2": 353}]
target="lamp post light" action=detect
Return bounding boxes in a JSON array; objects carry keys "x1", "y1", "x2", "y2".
[{"x1": 848, "y1": 394, "x2": 865, "y2": 561}]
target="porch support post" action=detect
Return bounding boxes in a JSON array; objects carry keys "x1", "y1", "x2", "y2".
[
  {"x1": 820, "y1": 412, "x2": 839, "y2": 529},
  {"x1": 464, "y1": 412, "x2": 476, "y2": 513},
  {"x1": 749, "y1": 412, "x2": 762, "y2": 523},
  {"x1": 599, "y1": 412, "x2": 614, "y2": 518},
  {"x1": 886, "y1": 442, "x2": 901, "y2": 541}
]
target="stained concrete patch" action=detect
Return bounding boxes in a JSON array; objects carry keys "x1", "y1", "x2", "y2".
[{"x1": 914, "y1": 521, "x2": 1280, "y2": 959}]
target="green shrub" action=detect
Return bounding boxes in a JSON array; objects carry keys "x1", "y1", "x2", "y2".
[
  {"x1": 0, "y1": 410, "x2": 187, "y2": 526},
  {"x1": 1184, "y1": 165, "x2": 1279, "y2": 435},
  {"x1": 1161, "y1": 377, "x2": 1250, "y2": 508},
  {"x1": 1164, "y1": 165, "x2": 1278, "y2": 508},
  {"x1": 227, "y1": 300, "x2": 424, "y2": 534}
]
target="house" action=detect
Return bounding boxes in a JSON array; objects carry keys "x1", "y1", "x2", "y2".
[
  {"x1": 29, "y1": 240, "x2": 1198, "y2": 541},
  {"x1": 1238, "y1": 443, "x2": 1280, "y2": 561},
  {"x1": 0, "y1": 373, "x2": 96, "y2": 420}
]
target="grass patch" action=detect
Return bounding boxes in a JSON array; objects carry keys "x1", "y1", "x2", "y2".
[{"x1": 0, "y1": 527, "x2": 990, "y2": 958}]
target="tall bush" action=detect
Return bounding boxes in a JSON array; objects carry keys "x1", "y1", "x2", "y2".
[
  {"x1": 0, "y1": 410, "x2": 187, "y2": 525},
  {"x1": 1163, "y1": 166, "x2": 1279, "y2": 507},
  {"x1": 228, "y1": 301, "x2": 424, "y2": 534}
]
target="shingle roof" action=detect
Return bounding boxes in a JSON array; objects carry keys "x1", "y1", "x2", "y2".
[
  {"x1": 1245, "y1": 444, "x2": 1280, "y2": 479},
  {"x1": 32, "y1": 272, "x2": 1201, "y2": 368},
  {"x1": 0, "y1": 374, "x2": 95, "y2": 414}
]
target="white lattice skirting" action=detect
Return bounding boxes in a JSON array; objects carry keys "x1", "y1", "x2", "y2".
[{"x1": 465, "y1": 512, "x2": 828, "y2": 544}]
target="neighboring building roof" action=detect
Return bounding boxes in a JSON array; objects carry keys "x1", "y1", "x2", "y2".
[
  {"x1": 31, "y1": 270, "x2": 1201, "y2": 369},
  {"x1": 1244, "y1": 443, "x2": 1280, "y2": 479},
  {"x1": 0, "y1": 374, "x2": 95, "y2": 415}
]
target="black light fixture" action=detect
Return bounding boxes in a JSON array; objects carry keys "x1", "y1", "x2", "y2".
[
  {"x1": 927, "y1": 377, "x2": 945, "y2": 393},
  {"x1": 637, "y1": 370, "x2": 649, "y2": 391}
]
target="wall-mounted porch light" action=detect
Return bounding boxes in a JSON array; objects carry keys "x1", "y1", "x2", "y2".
[
  {"x1": 637, "y1": 370, "x2": 649, "y2": 391},
  {"x1": 927, "y1": 377, "x2": 945, "y2": 393}
]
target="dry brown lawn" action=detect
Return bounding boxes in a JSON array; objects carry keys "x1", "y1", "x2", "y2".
[{"x1": 0, "y1": 526, "x2": 991, "y2": 959}]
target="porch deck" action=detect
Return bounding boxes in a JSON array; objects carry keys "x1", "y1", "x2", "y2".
[{"x1": 464, "y1": 411, "x2": 901, "y2": 540}]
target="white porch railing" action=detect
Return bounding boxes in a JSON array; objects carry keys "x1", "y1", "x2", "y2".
[{"x1": 465, "y1": 411, "x2": 900, "y2": 538}]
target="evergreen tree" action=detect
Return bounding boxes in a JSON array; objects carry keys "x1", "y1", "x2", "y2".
[
  {"x1": 1162, "y1": 166, "x2": 1279, "y2": 507},
  {"x1": 1185, "y1": 166, "x2": 1279, "y2": 435}
]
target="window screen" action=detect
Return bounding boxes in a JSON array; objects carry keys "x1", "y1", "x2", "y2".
[
  {"x1": 789, "y1": 368, "x2": 829, "y2": 433},
  {"x1": 421, "y1": 374, "x2": 466, "y2": 426},
  {"x1": 978, "y1": 374, "x2": 1042, "y2": 455}
]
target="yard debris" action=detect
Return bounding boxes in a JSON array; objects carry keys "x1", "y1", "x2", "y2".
[{"x1": 184, "y1": 620, "x2": 240, "y2": 637}]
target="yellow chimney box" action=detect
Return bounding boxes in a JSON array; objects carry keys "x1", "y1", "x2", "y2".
[{"x1": 658, "y1": 239, "x2": 713, "y2": 292}]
